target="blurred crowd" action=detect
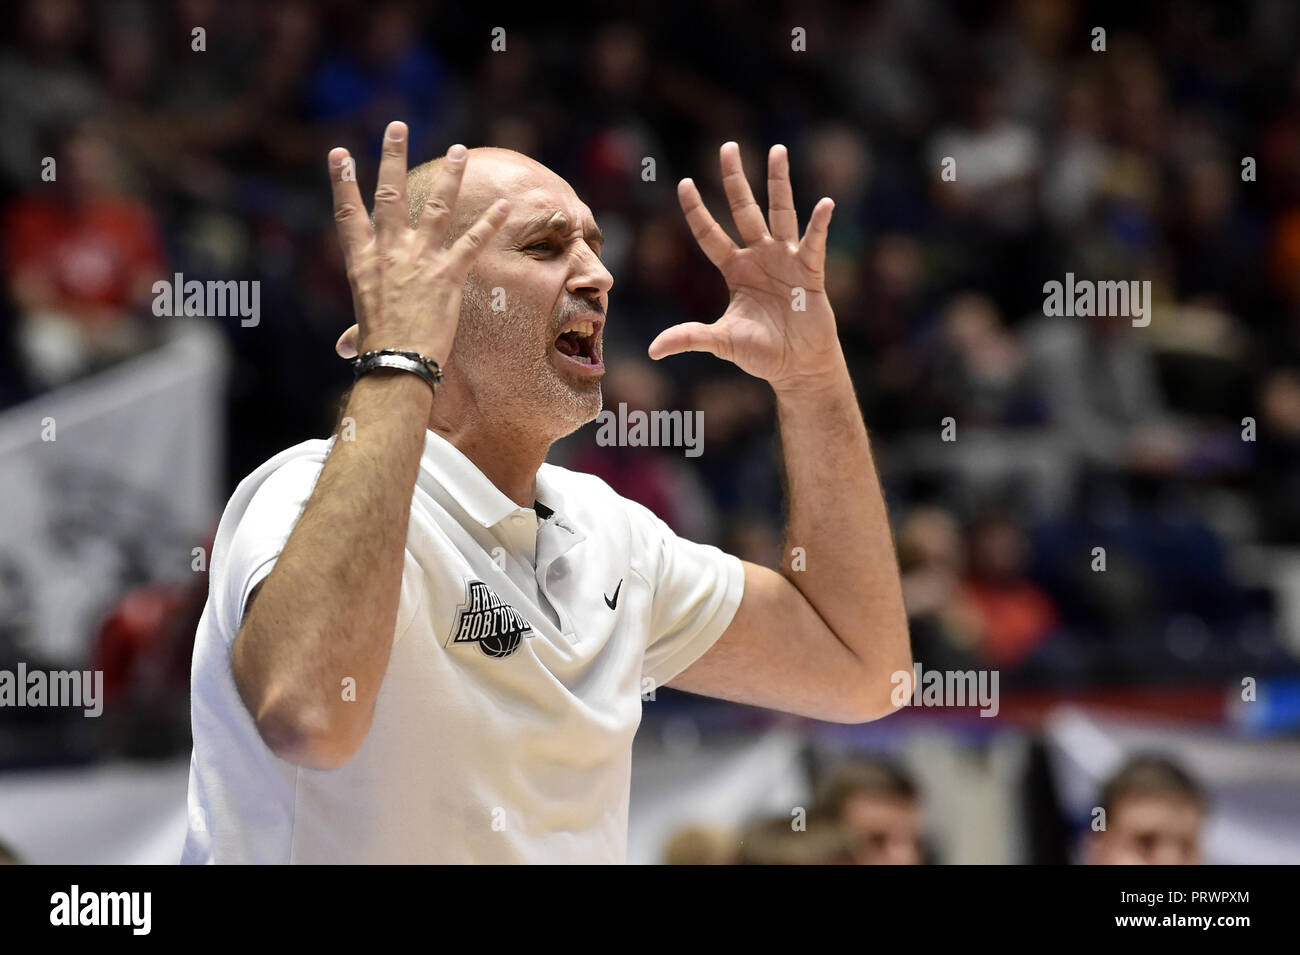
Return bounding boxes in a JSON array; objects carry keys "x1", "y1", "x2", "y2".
[
  {"x1": 4, "y1": 0, "x2": 1300, "y2": 720},
  {"x1": 663, "y1": 751, "x2": 1209, "y2": 865},
  {"x1": 0, "y1": 749, "x2": 1207, "y2": 865}
]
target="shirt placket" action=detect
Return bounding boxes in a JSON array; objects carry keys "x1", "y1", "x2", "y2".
[{"x1": 535, "y1": 510, "x2": 586, "y2": 641}]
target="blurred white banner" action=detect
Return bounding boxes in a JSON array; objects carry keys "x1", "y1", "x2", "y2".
[
  {"x1": 0, "y1": 757, "x2": 190, "y2": 864},
  {"x1": 0, "y1": 324, "x2": 227, "y2": 664}
]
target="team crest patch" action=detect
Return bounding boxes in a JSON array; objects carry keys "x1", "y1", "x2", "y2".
[{"x1": 446, "y1": 579, "x2": 534, "y2": 658}]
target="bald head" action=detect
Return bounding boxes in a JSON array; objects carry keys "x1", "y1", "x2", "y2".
[
  {"x1": 406, "y1": 146, "x2": 558, "y2": 240},
  {"x1": 336, "y1": 144, "x2": 607, "y2": 365}
]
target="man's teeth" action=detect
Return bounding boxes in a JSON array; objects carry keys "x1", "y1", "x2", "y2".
[{"x1": 554, "y1": 320, "x2": 600, "y2": 364}]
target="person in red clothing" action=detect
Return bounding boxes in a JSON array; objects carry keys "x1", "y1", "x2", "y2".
[
  {"x1": 957, "y1": 511, "x2": 1060, "y2": 668},
  {"x1": 3, "y1": 123, "x2": 166, "y2": 388}
]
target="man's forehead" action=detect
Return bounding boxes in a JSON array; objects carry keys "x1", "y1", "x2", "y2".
[
  {"x1": 1114, "y1": 795, "x2": 1205, "y2": 825},
  {"x1": 459, "y1": 151, "x2": 595, "y2": 231},
  {"x1": 510, "y1": 195, "x2": 601, "y2": 238}
]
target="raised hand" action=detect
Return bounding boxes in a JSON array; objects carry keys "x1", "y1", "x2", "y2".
[
  {"x1": 328, "y1": 123, "x2": 509, "y2": 364},
  {"x1": 648, "y1": 142, "x2": 843, "y2": 392}
]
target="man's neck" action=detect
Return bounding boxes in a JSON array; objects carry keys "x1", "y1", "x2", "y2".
[{"x1": 429, "y1": 408, "x2": 552, "y2": 510}]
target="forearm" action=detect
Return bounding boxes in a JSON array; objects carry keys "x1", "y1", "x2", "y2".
[
  {"x1": 774, "y1": 352, "x2": 911, "y2": 680},
  {"x1": 232, "y1": 369, "x2": 432, "y2": 765}
]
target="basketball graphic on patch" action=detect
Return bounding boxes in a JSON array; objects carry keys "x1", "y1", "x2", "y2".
[
  {"x1": 479, "y1": 628, "x2": 523, "y2": 658},
  {"x1": 446, "y1": 579, "x2": 534, "y2": 658}
]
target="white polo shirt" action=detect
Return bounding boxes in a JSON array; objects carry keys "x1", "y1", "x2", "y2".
[{"x1": 182, "y1": 428, "x2": 744, "y2": 864}]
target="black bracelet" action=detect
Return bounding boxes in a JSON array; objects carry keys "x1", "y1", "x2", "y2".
[
  {"x1": 353, "y1": 349, "x2": 445, "y2": 385},
  {"x1": 352, "y1": 353, "x2": 439, "y2": 394}
]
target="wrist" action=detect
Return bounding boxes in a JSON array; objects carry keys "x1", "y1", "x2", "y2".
[
  {"x1": 357, "y1": 337, "x2": 448, "y2": 367},
  {"x1": 350, "y1": 366, "x2": 436, "y2": 408},
  {"x1": 770, "y1": 348, "x2": 851, "y2": 404},
  {"x1": 353, "y1": 352, "x2": 441, "y2": 398}
]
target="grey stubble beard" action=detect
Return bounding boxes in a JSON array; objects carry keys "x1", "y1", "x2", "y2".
[{"x1": 454, "y1": 270, "x2": 602, "y2": 444}]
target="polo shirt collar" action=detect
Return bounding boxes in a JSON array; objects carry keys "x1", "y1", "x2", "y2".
[
  {"x1": 534, "y1": 465, "x2": 583, "y2": 540},
  {"x1": 420, "y1": 429, "x2": 553, "y2": 530}
]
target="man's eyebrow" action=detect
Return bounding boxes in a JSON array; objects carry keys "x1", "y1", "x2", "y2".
[{"x1": 518, "y1": 211, "x2": 604, "y2": 246}]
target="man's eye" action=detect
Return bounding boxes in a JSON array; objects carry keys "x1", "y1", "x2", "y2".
[{"x1": 525, "y1": 240, "x2": 555, "y2": 252}]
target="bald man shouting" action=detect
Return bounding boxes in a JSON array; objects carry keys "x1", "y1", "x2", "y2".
[{"x1": 182, "y1": 122, "x2": 910, "y2": 864}]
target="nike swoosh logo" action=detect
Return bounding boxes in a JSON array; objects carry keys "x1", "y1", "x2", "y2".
[{"x1": 604, "y1": 579, "x2": 623, "y2": 610}]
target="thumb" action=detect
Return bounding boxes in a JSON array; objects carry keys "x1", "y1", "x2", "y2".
[
  {"x1": 336, "y1": 324, "x2": 360, "y2": 359},
  {"x1": 648, "y1": 322, "x2": 725, "y2": 361}
]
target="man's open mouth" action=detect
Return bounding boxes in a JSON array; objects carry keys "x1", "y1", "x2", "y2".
[{"x1": 553, "y1": 318, "x2": 603, "y2": 366}]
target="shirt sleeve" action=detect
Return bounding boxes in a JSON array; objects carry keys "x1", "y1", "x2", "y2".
[
  {"x1": 218, "y1": 453, "x2": 423, "y2": 649},
  {"x1": 624, "y1": 498, "x2": 745, "y2": 689}
]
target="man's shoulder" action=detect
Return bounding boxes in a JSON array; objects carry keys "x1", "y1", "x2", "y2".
[
  {"x1": 539, "y1": 459, "x2": 610, "y2": 491},
  {"x1": 203, "y1": 436, "x2": 336, "y2": 640},
  {"x1": 537, "y1": 460, "x2": 626, "y2": 514},
  {"x1": 233, "y1": 436, "x2": 335, "y2": 501},
  {"x1": 216, "y1": 436, "x2": 335, "y2": 540}
]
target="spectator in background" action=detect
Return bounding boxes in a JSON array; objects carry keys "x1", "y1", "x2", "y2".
[
  {"x1": 1086, "y1": 754, "x2": 1208, "y2": 865},
  {"x1": 898, "y1": 505, "x2": 983, "y2": 673},
  {"x1": 308, "y1": 1, "x2": 453, "y2": 163},
  {"x1": 959, "y1": 510, "x2": 1061, "y2": 670},
  {"x1": 844, "y1": 233, "x2": 929, "y2": 432},
  {"x1": 1168, "y1": 157, "x2": 1253, "y2": 304},
  {"x1": 1252, "y1": 367, "x2": 1300, "y2": 544},
  {"x1": 1040, "y1": 70, "x2": 1109, "y2": 233},
  {"x1": 572, "y1": 23, "x2": 665, "y2": 222},
  {"x1": 736, "y1": 814, "x2": 854, "y2": 865},
  {"x1": 803, "y1": 123, "x2": 872, "y2": 261},
  {"x1": 928, "y1": 65, "x2": 1042, "y2": 235},
  {"x1": 661, "y1": 823, "x2": 738, "y2": 865},
  {"x1": 831, "y1": 1, "x2": 932, "y2": 140},
  {"x1": 0, "y1": 0, "x2": 99, "y2": 189},
  {"x1": 1026, "y1": 306, "x2": 1190, "y2": 476},
  {"x1": 686, "y1": 373, "x2": 781, "y2": 519},
  {"x1": 609, "y1": 209, "x2": 705, "y2": 353},
  {"x1": 917, "y1": 293, "x2": 1045, "y2": 428},
  {"x1": 2, "y1": 122, "x2": 165, "y2": 390},
  {"x1": 814, "y1": 758, "x2": 926, "y2": 865}
]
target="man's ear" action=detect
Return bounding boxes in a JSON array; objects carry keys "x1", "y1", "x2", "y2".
[{"x1": 336, "y1": 324, "x2": 360, "y2": 358}]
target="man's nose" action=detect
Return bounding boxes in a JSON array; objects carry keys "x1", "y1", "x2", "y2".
[{"x1": 567, "y1": 246, "x2": 613, "y2": 300}]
